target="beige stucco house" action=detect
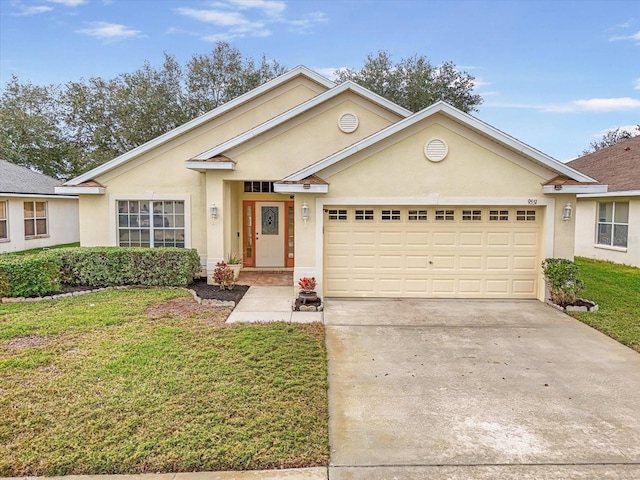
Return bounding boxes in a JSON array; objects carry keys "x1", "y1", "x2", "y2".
[
  {"x1": 567, "y1": 136, "x2": 640, "y2": 268},
  {"x1": 1, "y1": 160, "x2": 79, "y2": 253},
  {"x1": 56, "y1": 66, "x2": 605, "y2": 300}
]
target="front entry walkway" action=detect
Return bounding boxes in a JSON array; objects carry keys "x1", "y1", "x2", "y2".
[
  {"x1": 226, "y1": 285, "x2": 322, "y2": 323},
  {"x1": 324, "y1": 299, "x2": 640, "y2": 479}
]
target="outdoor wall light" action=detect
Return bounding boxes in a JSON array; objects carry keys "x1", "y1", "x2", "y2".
[
  {"x1": 210, "y1": 203, "x2": 218, "y2": 219},
  {"x1": 562, "y1": 201, "x2": 572, "y2": 222},
  {"x1": 301, "y1": 202, "x2": 310, "y2": 224}
]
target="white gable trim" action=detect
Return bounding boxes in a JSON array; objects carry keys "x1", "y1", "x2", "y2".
[
  {"x1": 578, "y1": 189, "x2": 640, "y2": 198},
  {"x1": 63, "y1": 66, "x2": 335, "y2": 186},
  {"x1": 190, "y1": 81, "x2": 411, "y2": 161},
  {"x1": 283, "y1": 101, "x2": 597, "y2": 184},
  {"x1": 542, "y1": 184, "x2": 608, "y2": 194},
  {"x1": 54, "y1": 186, "x2": 105, "y2": 195},
  {"x1": 184, "y1": 161, "x2": 235, "y2": 171}
]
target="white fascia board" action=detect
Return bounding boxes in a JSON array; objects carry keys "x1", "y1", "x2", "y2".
[
  {"x1": 284, "y1": 101, "x2": 597, "y2": 183},
  {"x1": 1, "y1": 192, "x2": 79, "y2": 199},
  {"x1": 54, "y1": 186, "x2": 105, "y2": 195},
  {"x1": 192, "y1": 81, "x2": 410, "y2": 161},
  {"x1": 273, "y1": 183, "x2": 329, "y2": 194},
  {"x1": 184, "y1": 161, "x2": 235, "y2": 171},
  {"x1": 64, "y1": 66, "x2": 335, "y2": 186},
  {"x1": 577, "y1": 189, "x2": 640, "y2": 198},
  {"x1": 542, "y1": 184, "x2": 608, "y2": 194}
]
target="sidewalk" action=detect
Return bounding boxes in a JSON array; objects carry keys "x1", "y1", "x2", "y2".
[{"x1": 226, "y1": 286, "x2": 323, "y2": 324}]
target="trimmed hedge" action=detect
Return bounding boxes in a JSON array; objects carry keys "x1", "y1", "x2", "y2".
[
  {"x1": 0, "y1": 254, "x2": 61, "y2": 298},
  {"x1": 57, "y1": 247, "x2": 202, "y2": 288},
  {"x1": 0, "y1": 247, "x2": 202, "y2": 297}
]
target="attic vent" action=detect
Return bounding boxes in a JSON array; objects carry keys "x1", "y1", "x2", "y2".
[
  {"x1": 424, "y1": 138, "x2": 448, "y2": 162},
  {"x1": 338, "y1": 113, "x2": 359, "y2": 133}
]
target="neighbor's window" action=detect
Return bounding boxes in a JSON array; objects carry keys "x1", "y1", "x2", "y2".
[
  {"x1": 118, "y1": 200, "x2": 185, "y2": 247},
  {"x1": 24, "y1": 201, "x2": 47, "y2": 237},
  {"x1": 0, "y1": 201, "x2": 7, "y2": 240},
  {"x1": 597, "y1": 202, "x2": 628, "y2": 248}
]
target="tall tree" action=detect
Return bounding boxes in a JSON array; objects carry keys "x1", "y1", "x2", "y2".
[
  {"x1": 582, "y1": 126, "x2": 640, "y2": 155},
  {"x1": 185, "y1": 42, "x2": 286, "y2": 117},
  {"x1": 334, "y1": 51, "x2": 483, "y2": 113}
]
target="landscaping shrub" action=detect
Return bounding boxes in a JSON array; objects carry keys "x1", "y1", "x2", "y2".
[
  {"x1": 56, "y1": 247, "x2": 201, "y2": 287},
  {"x1": 542, "y1": 257, "x2": 585, "y2": 306},
  {"x1": 0, "y1": 254, "x2": 61, "y2": 297}
]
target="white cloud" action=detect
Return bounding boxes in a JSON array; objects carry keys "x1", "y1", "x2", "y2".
[
  {"x1": 313, "y1": 67, "x2": 346, "y2": 81},
  {"x1": 609, "y1": 31, "x2": 640, "y2": 43},
  {"x1": 47, "y1": 0, "x2": 87, "y2": 5},
  {"x1": 77, "y1": 22, "x2": 142, "y2": 42},
  {"x1": 175, "y1": 1, "x2": 326, "y2": 41},
  {"x1": 13, "y1": 5, "x2": 53, "y2": 16},
  {"x1": 634, "y1": 78, "x2": 640, "y2": 90},
  {"x1": 546, "y1": 97, "x2": 640, "y2": 112}
]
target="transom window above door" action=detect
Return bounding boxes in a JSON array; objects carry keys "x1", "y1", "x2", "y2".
[{"x1": 244, "y1": 181, "x2": 274, "y2": 193}]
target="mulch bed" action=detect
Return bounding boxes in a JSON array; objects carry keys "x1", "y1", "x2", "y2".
[{"x1": 187, "y1": 278, "x2": 249, "y2": 303}]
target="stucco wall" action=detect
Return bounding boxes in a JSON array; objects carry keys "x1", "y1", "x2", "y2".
[
  {"x1": 575, "y1": 197, "x2": 640, "y2": 267},
  {"x1": 0, "y1": 196, "x2": 79, "y2": 253}
]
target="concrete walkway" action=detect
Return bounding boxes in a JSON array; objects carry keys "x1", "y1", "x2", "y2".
[{"x1": 226, "y1": 285, "x2": 323, "y2": 323}]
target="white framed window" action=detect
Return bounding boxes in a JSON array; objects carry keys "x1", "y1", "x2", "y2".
[
  {"x1": 24, "y1": 201, "x2": 48, "y2": 237},
  {"x1": 0, "y1": 201, "x2": 8, "y2": 240},
  {"x1": 117, "y1": 200, "x2": 185, "y2": 247},
  {"x1": 597, "y1": 202, "x2": 628, "y2": 248}
]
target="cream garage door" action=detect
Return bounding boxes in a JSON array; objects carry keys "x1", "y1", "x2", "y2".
[{"x1": 324, "y1": 207, "x2": 541, "y2": 298}]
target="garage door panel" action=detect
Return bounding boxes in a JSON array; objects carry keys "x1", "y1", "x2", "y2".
[{"x1": 324, "y1": 206, "x2": 540, "y2": 298}]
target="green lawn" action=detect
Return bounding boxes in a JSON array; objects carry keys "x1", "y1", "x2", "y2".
[
  {"x1": 3, "y1": 242, "x2": 80, "y2": 255},
  {"x1": 570, "y1": 257, "x2": 640, "y2": 353},
  {"x1": 0, "y1": 289, "x2": 329, "y2": 475}
]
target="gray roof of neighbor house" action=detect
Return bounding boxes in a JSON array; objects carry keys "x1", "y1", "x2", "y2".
[
  {"x1": 0, "y1": 159, "x2": 63, "y2": 195},
  {"x1": 567, "y1": 136, "x2": 640, "y2": 192}
]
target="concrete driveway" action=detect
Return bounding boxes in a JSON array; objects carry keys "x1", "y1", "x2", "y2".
[{"x1": 324, "y1": 299, "x2": 640, "y2": 479}]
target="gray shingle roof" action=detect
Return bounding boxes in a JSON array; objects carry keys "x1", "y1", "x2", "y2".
[
  {"x1": 0, "y1": 160, "x2": 63, "y2": 195},
  {"x1": 567, "y1": 136, "x2": 640, "y2": 192}
]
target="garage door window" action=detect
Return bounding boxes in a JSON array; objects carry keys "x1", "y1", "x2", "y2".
[
  {"x1": 381, "y1": 209, "x2": 401, "y2": 221},
  {"x1": 355, "y1": 209, "x2": 374, "y2": 220},
  {"x1": 408, "y1": 209, "x2": 428, "y2": 221},
  {"x1": 490, "y1": 210, "x2": 509, "y2": 221},
  {"x1": 462, "y1": 209, "x2": 482, "y2": 221},
  {"x1": 516, "y1": 210, "x2": 536, "y2": 221},
  {"x1": 435, "y1": 209, "x2": 454, "y2": 221},
  {"x1": 328, "y1": 209, "x2": 347, "y2": 221}
]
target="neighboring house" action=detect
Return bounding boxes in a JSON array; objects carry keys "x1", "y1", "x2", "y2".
[
  {"x1": 56, "y1": 66, "x2": 605, "y2": 300},
  {"x1": 567, "y1": 136, "x2": 640, "y2": 267},
  {"x1": 0, "y1": 160, "x2": 79, "y2": 253}
]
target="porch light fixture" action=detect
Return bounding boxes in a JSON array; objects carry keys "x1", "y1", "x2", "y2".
[
  {"x1": 210, "y1": 203, "x2": 218, "y2": 219},
  {"x1": 562, "y1": 201, "x2": 572, "y2": 222},
  {"x1": 301, "y1": 202, "x2": 310, "y2": 224}
]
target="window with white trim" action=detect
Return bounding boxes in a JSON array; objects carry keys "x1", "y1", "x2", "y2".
[
  {"x1": 0, "y1": 201, "x2": 7, "y2": 240},
  {"x1": 435, "y1": 209, "x2": 454, "y2": 221},
  {"x1": 24, "y1": 201, "x2": 47, "y2": 237},
  {"x1": 597, "y1": 202, "x2": 628, "y2": 248},
  {"x1": 118, "y1": 200, "x2": 185, "y2": 247},
  {"x1": 408, "y1": 209, "x2": 428, "y2": 221}
]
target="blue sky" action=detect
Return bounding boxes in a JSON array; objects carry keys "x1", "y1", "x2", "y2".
[{"x1": 1, "y1": 0, "x2": 639, "y2": 161}]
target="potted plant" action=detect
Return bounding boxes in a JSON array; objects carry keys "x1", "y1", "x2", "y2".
[
  {"x1": 213, "y1": 261, "x2": 236, "y2": 290},
  {"x1": 297, "y1": 276, "x2": 317, "y2": 304},
  {"x1": 226, "y1": 252, "x2": 242, "y2": 280}
]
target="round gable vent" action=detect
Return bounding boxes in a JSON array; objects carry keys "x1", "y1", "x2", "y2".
[
  {"x1": 338, "y1": 113, "x2": 359, "y2": 133},
  {"x1": 424, "y1": 138, "x2": 448, "y2": 162}
]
